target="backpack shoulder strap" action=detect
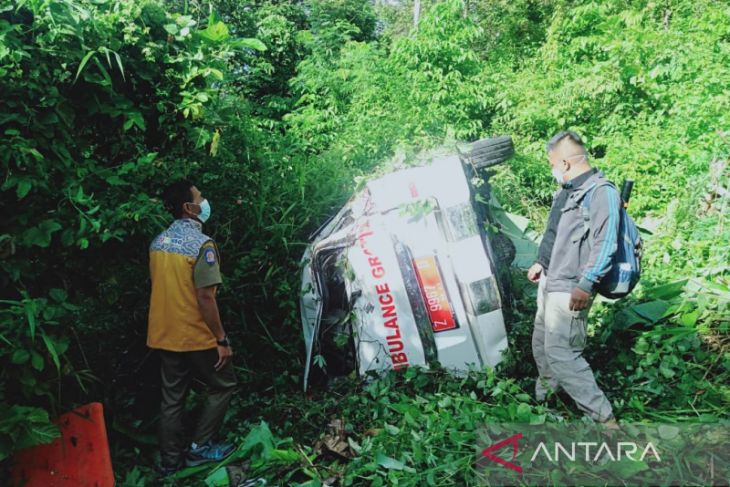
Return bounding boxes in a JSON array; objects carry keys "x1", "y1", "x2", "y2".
[
  {"x1": 575, "y1": 181, "x2": 616, "y2": 206},
  {"x1": 576, "y1": 181, "x2": 617, "y2": 239}
]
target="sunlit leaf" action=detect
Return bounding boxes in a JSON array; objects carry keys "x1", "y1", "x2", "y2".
[{"x1": 73, "y1": 50, "x2": 96, "y2": 83}]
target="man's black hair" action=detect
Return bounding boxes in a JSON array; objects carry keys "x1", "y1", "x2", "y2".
[
  {"x1": 162, "y1": 180, "x2": 194, "y2": 219},
  {"x1": 546, "y1": 130, "x2": 586, "y2": 153}
]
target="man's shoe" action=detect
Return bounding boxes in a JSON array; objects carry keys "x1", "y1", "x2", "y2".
[{"x1": 185, "y1": 441, "x2": 236, "y2": 467}]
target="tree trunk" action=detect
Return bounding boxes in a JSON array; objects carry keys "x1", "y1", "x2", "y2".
[{"x1": 413, "y1": 0, "x2": 421, "y2": 29}]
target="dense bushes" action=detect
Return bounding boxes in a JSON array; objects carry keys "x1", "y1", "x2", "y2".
[
  {"x1": 0, "y1": 0, "x2": 237, "y2": 457},
  {"x1": 0, "y1": 0, "x2": 376, "y2": 462}
]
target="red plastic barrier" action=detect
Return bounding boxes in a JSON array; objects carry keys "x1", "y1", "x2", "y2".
[{"x1": 11, "y1": 402, "x2": 115, "y2": 487}]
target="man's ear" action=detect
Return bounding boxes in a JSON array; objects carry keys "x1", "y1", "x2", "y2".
[{"x1": 182, "y1": 201, "x2": 197, "y2": 217}]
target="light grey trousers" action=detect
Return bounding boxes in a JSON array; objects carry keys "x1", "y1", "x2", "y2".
[{"x1": 531, "y1": 276, "x2": 614, "y2": 422}]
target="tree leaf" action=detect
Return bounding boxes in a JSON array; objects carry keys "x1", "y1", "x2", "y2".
[
  {"x1": 102, "y1": 47, "x2": 111, "y2": 68},
  {"x1": 630, "y1": 300, "x2": 672, "y2": 324},
  {"x1": 41, "y1": 333, "x2": 61, "y2": 371},
  {"x1": 22, "y1": 219, "x2": 62, "y2": 248},
  {"x1": 73, "y1": 50, "x2": 96, "y2": 83},
  {"x1": 31, "y1": 351, "x2": 44, "y2": 371},
  {"x1": 197, "y1": 20, "x2": 230, "y2": 42},
  {"x1": 376, "y1": 452, "x2": 405, "y2": 470},
  {"x1": 11, "y1": 349, "x2": 30, "y2": 364},
  {"x1": 92, "y1": 56, "x2": 112, "y2": 86},
  {"x1": 24, "y1": 297, "x2": 37, "y2": 339},
  {"x1": 113, "y1": 50, "x2": 125, "y2": 81},
  {"x1": 679, "y1": 310, "x2": 699, "y2": 327},
  {"x1": 230, "y1": 37, "x2": 267, "y2": 51},
  {"x1": 643, "y1": 280, "x2": 688, "y2": 300},
  {"x1": 16, "y1": 179, "x2": 32, "y2": 199},
  {"x1": 49, "y1": 288, "x2": 67, "y2": 302}
]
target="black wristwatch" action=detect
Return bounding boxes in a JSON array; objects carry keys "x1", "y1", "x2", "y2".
[{"x1": 216, "y1": 335, "x2": 230, "y2": 347}]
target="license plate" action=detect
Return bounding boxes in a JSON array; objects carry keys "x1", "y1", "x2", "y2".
[{"x1": 412, "y1": 255, "x2": 458, "y2": 333}]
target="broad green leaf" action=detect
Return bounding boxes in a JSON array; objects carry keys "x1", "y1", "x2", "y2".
[
  {"x1": 198, "y1": 21, "x2": 230, "y2": 42},
  {"x1": 41, "y1": 333, "x2": 61, "y2": 371},
  {"x1": 241, "y1": 421, "x2": 275, "y2": 456},
  {"x1": 207, "y1": 68, "x2": 224, "y2": 80},
  {"x1": 11, "y1": 349, "x2": 30, "y2": 364},
  {"x1": 73, "y1": 50, "x2": 96, "y2": 83},
  {"x1": 123, "y1": 112, "x2": 145, "y2": 131},
  {"x1": 16, "y1": 422, "x2": 60, "y2": 450},
  {"x1": 659, "y1": 363, "x2": 675, "y2": 378},
  {"x1": 375, "y1": 453, "x2": 415, "y2": 473},
  {"x1": 629, "y1": 300, "x2": 671, "y2": 324},
  {"x1": 49, "y1": 288, "x2": 67, "y2": 302},
  {"x1": 16, "y1": 179, "x2": 31, "y2": 199},
  {"x1": 23, "y1": 219, "x2": 62, "y2": 248},
  {"x1": 31, "y1": 351, "x2": 44, "y2": 371},
  {"x1": 376, "y1": 452, "x2": 405, "y2": 470},
  {"x1": 700, "y1": 279, "x2": 730, "y2": 298},
  {"x1": 679, "y1": 309, "x2": 699, "y2": 327},
  {"x1": 347, "y1": 437, "x2": 362, "y2": 453},
  {"x1": 658, "y1": 425, "x2": 680, "y2": 439},
  {"x1": 230, "y1": 38, "x2": 267, "y2": 51},
  {"x1": 204, "y1": 466, "x2": 230, "y2": 487},
  {"x1": 643, "y1": 280, "x2": 688, "y2": 300}
]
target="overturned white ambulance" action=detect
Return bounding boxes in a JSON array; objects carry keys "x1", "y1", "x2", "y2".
[{"x1": 301, "y1": 137, "x2": 518, "y2": 389}]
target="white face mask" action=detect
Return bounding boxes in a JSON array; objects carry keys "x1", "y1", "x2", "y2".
[{"x1": 552, "y1": 167, "x2": 565, "y2": 184}]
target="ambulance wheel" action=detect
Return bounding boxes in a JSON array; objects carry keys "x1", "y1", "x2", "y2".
[
  {"x1": 468, "y1": 136, "x2": 514, "y2": 169},
  {"x1": 492, "y1": 232, "x2": 516, "y2": 267}
]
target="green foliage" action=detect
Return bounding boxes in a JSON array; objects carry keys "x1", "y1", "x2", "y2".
[
  {"x1": 0, "y1": 404, "x2": 60, "y2": 462},
  {"x1": 0, "y1": 0, "x2": 256, "y2": 460}
]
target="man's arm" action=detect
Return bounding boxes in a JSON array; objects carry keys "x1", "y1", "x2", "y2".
[
  {"x1": 529, "y1": 190, "x2": 563, "y2": 283},
  {"x1": 535, "y1": 190, "x2": 562, "y2": 270},
  {"x1": 193, "y1": 241, "x2": 232, "y2": 370},
  {"x1": 579, "y1": 185, "x2": 621, "y2": 292},
  {"x1": 196, "y1": 286, "x2": 225, "y2": 341},
  {"x1": 196, "y1": 287, "x2": 232, "y2": 371}
]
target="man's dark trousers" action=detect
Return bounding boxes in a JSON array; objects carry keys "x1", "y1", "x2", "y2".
[{"x1": 159, "y1": 348, "x2": 237, "y2": 467}]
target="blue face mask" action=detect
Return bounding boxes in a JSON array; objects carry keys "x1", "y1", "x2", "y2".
[{"x1": 197, "y1": 199, "x2": 211, "y2": 223}]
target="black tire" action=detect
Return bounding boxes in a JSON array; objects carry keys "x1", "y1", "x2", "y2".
[
  {"x1": 468, "y1": 136, "x2": 514, "y2": 169},
  {"x1": 492, "y1": 232, "x2": 516, "y2": 267}
]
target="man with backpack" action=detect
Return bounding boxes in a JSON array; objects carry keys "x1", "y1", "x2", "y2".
[{"x1": 527, "y1": 131, "x2": 626, "y2": 427}]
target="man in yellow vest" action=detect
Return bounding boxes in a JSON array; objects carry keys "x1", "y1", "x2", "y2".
[{"x1": 148, "y1": 180, "x2": 236, "y2": 475}]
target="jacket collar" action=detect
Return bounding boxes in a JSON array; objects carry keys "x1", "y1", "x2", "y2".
[
  {"x1": 562, "y1": 170, "x2": 608, "y2": 210},
  {"x1": 562, "y1": 168, "x2": 598, "y2": 190},
  {"x1": 172, "y1": 218, "x2": 203, "y2": 232}
]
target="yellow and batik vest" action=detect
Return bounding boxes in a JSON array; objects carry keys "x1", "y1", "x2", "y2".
[{"x1": 147, "y1": 218, "x2": 220, "y2": 351}]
